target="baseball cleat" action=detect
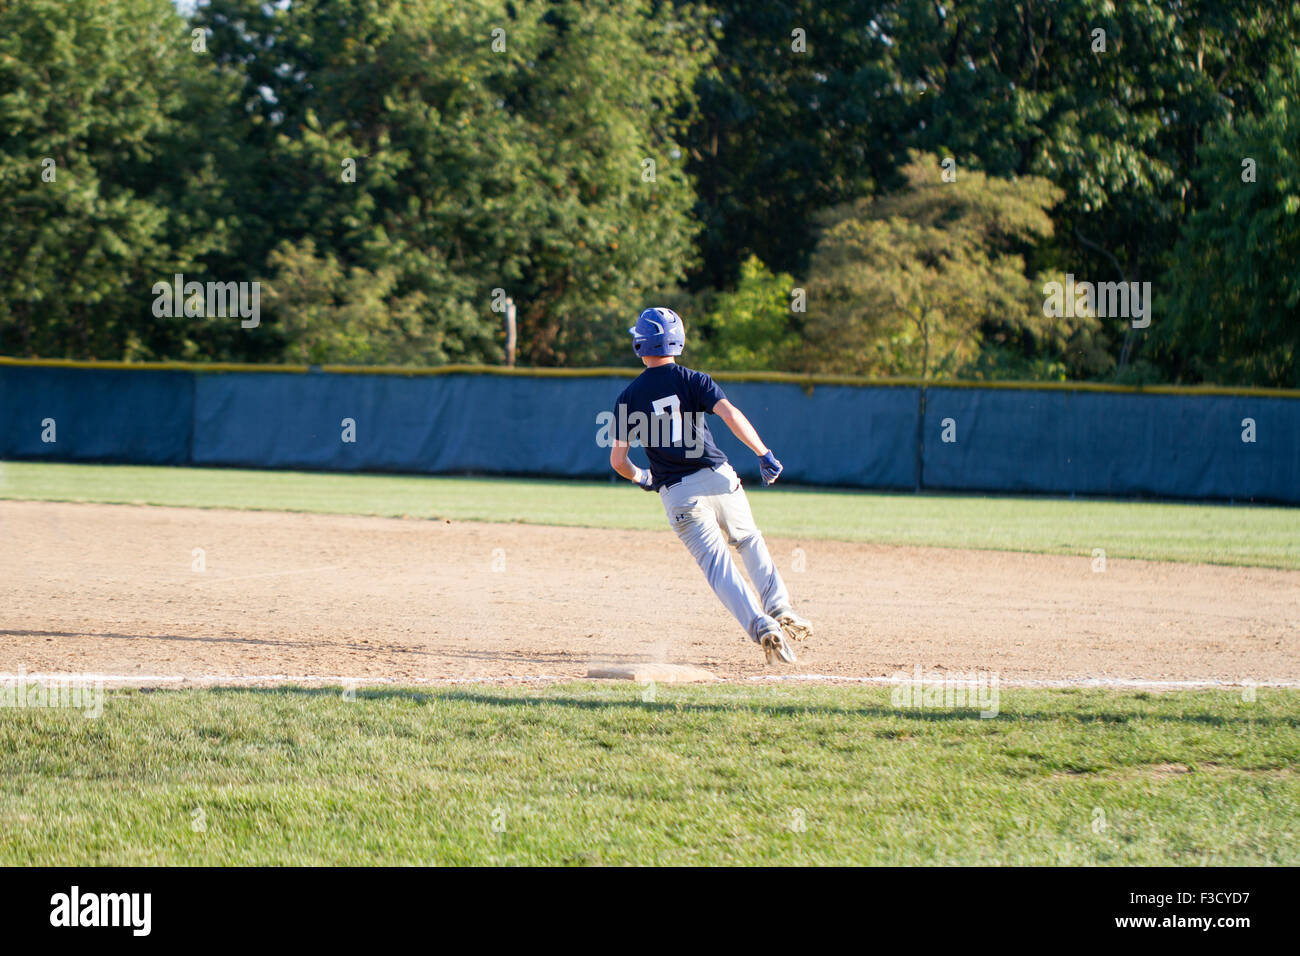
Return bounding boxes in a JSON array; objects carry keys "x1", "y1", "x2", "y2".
[
  {"x1": 760, "y1": 629, "x2": 797, "y2": 665},
  {"x1": 777, "y1": 609, "x2": 813, "y2": 644}
]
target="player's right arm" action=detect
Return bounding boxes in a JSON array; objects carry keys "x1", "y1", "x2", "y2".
[
  {"x1": 609, "y1": 392, "x2": 654, "y2": 489},
  {"x1": 610, "y1": 440, "x2": 654, "y2": 489}
]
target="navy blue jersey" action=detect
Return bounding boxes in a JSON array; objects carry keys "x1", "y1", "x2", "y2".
[{"x1": 613, "y1": 363, "x2": 729, "y2": 489}]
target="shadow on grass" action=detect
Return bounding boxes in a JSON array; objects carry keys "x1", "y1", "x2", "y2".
[{"x1": 193, "y1": 684, "x2": 1296, "y2": 727}]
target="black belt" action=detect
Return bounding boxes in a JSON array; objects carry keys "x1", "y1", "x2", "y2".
[{"x1": 659, "y1": 465, "x2": 715, "y2": 491}]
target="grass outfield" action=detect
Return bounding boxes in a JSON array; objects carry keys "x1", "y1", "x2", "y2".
[
  {"x1": 0, "y1": 683, "x2": 1295, "y2": 865},
  {"x1": 2, "y1": 461, "x2": 1298, "y2": 568}
]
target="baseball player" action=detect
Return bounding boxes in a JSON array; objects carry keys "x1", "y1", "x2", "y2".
[{"x1": 608, "y1": 307, "x2": 814, "y2": 665}]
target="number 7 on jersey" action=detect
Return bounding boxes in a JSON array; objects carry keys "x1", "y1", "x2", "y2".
[{"x1": 651, "y1": 394, "x2": 683, "y2": 443}]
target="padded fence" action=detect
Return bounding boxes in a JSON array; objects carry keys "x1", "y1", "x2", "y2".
[
  {"x1": 191, "y1": 371, "x2": 629, "y2": 478},
  {"x1": 1, "y1": 361, "x2": 1296, "y2": 503},
  {"x1": 0, "y1": 364, "x2": 194, "y2": 465},
  {"x1": 921, "y1": 387, "x2": 1299, "y2": 502}
]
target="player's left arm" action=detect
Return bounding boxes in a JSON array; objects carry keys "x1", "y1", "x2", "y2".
[
  {"x1": 714, "y1": 399, "x2": 783, "y2": 485},
  {"x1": 713, "y1": 399, "x2": 768, "y2": 456}
]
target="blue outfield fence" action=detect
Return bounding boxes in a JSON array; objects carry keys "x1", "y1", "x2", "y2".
[
  {"x1": 1, "y1": 361, "x2": 1296, "y2": 504},
  {"x1": 920, "y1": 387, "x2": 1300, "y2": 502},
  {"x1": 191, "y1": 371, "x2": 635, "y2": 477},
  {"x1": 0, "y1": 364, "x2": 194, "y2": 465}
]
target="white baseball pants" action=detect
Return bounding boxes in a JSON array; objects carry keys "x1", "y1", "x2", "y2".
[{"x1": 659, "y1": 462, "x2": 792, "y2": 642}]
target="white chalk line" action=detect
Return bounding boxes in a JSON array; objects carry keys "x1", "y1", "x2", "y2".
[
  {"x1": 747, "y1": 674, "x2": 1300, "y2": 689},
  {"x1": 0, "y1": 672, "x2": 1296, "y2": 690},
  {"x1": 0, "y1": 673, "x2": 564, "y2": 686}
]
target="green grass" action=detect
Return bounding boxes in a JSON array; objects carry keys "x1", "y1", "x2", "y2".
[
  {"x1": 2, "y1": 461, "x2": 1297, "y2": 568},
  {"x1": 0, "y1": 683, "x2": 1295, "y2": 865}
]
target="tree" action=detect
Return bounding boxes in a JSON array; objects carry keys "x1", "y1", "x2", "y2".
[
  {"x1": 801, "y1": 153, "x2": 1090, "y2": 379},
  {"x1": 0, "y1": 0, "x2": 240, "y2": 360},
  {"x1": 881, "y1": 0, "x2": 1300, "y2": 376},
  {"x1": 687, "y1": 256, "x2": 801, "y2": 370},
  {"x1": 684, "y1": 0, "x2": 1300, "y2": 380},
  {"x1": 199, "y1": 0, "x2": 710, "y2": 366},
  {"x1": 685, "y1": 0, "x2": 895, "y2": 289},
  {"x1": 1155, "y1": 53, "x2": 1300, "y2": 387}
]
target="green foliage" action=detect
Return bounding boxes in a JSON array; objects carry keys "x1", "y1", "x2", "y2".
[
  {"x1": 267, "y1": 238, "x2": 446, "y2": 366},
  {"x1": 685, "y1": 0, "x2": 1300, "y2": 383},
  {"x1": 0, "y1": 0, "x2": 240, "y2": 360},
  {"x1": 1154, "y1": 52, "x2": 1300, "y2": 387},
  {"x1": 2, "y1": 0, "x2": 1299, "y2": 383},
  {"x1": 800, "y1": 154, "x2": 1095, "y2": 378},
  {"x1": 202, "y1": 0, "x2": 708, "y2": 366},
  {"x1": 687, "y1": 256, "x2": 800, "y2": 370},
  {"x1": 686, "y1": 0, "x2": 887, "y2": 288}
]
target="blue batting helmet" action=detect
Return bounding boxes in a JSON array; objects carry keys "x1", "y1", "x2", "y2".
[{"x1": 629, "y1": 307, "x2": 685, "y2": 357}]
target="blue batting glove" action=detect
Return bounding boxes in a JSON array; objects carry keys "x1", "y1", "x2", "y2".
[{"x1": 758, "y1": 450, "x2": 783, "y2": 485}]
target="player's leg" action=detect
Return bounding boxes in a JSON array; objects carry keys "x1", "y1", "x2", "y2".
[
  {"x1": 710, "y1": 465, "x2": 790, "y2": 614},
  {"x1": 660, "y1": 477, "x2": 790, "y2": 662},
  {"x1": 712, "y1": 465, "x2": 814, "y2": 644},
  {"x1": 667, "y1": 501, "x2": 774, "y2": 641}
]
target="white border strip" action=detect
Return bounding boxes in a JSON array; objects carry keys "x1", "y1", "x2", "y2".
[
  {"x1": 1, "y1": 672, "x2": 1297, "y2": 689},
  {"x1": 0, "y1": 673, "x2": 567, "y2": 686},
  {"x1": 747, "y1": 674, "x2": 1300, "y2": 689}
]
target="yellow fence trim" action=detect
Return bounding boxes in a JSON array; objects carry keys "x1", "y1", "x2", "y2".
[
  {"x1": 0, "y1": 356, "x2": 311, "y2": 374},
  {"x1": 1, "y1": 355, "x2": 1296, "y2": 398}
]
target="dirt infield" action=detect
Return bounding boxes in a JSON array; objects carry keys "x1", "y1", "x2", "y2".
[{"x1": 2, "y1": 500, "x2": 1296, "y2": 686}]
